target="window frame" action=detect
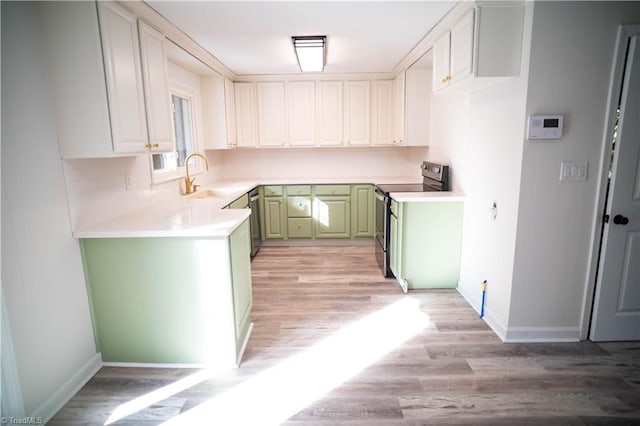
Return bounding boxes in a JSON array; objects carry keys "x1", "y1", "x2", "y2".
[{"x1": 150, "y1": 63, "x2": 204, "y2": 184}]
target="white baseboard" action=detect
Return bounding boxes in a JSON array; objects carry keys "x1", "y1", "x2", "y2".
[
  {"x1": 33, "y1": 353, "x2": 102, "y2": 423},
  {"x1": 456, "y1": 281, "x2": 507, "y2": 341},
  {"x1": 102, "y1": 362, "x2": 207, "y2": 368},
  {"x1": 457, "y1": 282, "x2": 581, "y2": 343},
  {"x1": 504, "y1": 327, "x2": 581, "y2": 342}
]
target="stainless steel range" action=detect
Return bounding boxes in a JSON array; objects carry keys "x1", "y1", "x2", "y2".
[{"x1": 375, "y1": 161, "x2": 450, "y2": 277}]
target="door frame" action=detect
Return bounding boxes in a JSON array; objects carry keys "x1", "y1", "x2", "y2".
[{"x1": 580, "y1": 24, "x2": 640, "y2": 340}]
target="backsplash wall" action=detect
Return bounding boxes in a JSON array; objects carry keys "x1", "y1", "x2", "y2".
[
  {"x1": 64, "y1": 146, "x2": 427, "y2": 230},
  {"x1": 210, "y1": 146, "x2": 428, "y2": 182}
]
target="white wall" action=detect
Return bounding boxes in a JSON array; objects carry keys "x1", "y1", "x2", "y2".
[
  {"x1": 1, "y1": 2, "x2": 100, "y2": 418},
  {"x1": 429, "y1": 2, "x2": 534, "y2": 338},
  {"x1": 211, "y1": 146, "x2": 428, "y2": 183},
  {"x1": 508, "y1": 1, "x2": 640, "y2": 339}
]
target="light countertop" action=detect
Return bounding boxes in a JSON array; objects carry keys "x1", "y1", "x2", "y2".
[
  {"x1": 74, "y1": 177, "x2": 452, "y2": 239},
  {"x1": 390, "y1": 192, "x2": 465, "y2": 202}
]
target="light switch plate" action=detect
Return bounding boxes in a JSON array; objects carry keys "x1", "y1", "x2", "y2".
[{"x1": 560, "y1": 161, "x2": 588, "y2": 181}]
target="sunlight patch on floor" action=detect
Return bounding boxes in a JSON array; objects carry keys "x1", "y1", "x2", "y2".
[
  {"x1": 160, "y1": 297, "x2": 430, "y2": 425},
  {"x1": 104, "y1": 368, "x2": 224, "y2": 425}
]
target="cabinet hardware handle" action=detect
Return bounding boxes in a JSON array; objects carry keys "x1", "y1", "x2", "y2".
[
  {"x1": 152, "y1": 143, "x2": 159, "y2": 148},
  {"x1": 297, "y1": 224, "x2": 302, "y2": 230},
  {"x1": 145, "y1": 143, "x2": 152, "y2": 149}
]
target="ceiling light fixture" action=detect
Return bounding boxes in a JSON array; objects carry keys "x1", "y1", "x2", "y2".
[{"x1": 292, "y1": 36, "x2": 326, "y2": 72}]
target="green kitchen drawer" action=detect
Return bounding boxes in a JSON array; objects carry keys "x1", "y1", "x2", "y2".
[
  {"x1": 288, "y1": 218, "x2": 313, "y2": 238},
  {"x1": 227, "y1": 194, "x2": 249, "y2": 209},
  {"x1": 287, "y1": 196, "x2": 312, "y2": 218},
  {"x1": 263, "y1": 185, "x2": 283, "y2": 197},
  {"x1": 315, "y1": 184, "x2": 351, "y2": 196},
  {"x1": 286, "y1": 185, "x2": 312, "y2": 196}
]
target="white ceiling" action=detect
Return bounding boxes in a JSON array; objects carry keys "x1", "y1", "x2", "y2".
[{"x1": 145, "y1": 1, "x2": 456, "y2": 75}]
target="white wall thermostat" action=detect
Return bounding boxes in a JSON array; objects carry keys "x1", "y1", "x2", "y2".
[{"x1": 527, "y1": 114, "x2": 564, "y2": 140}]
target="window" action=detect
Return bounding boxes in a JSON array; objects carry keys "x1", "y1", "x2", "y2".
[
  {"x1": 151, "y1": 61, "x2": 204, "y2": 183},
  {"x1": 152, "y1": 94, "x2": 194, "y2": 175}
]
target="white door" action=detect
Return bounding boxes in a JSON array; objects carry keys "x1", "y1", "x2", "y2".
[{"x1": 590, "y1": 34, "x2": 640, "y2": 341}]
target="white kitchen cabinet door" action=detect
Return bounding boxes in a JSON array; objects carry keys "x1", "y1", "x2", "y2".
[
  {"x1": 405, "y1": 61, "x2": 431, "y2": 146},
  {"x1": 201, "y1": 72, "x2": 228, "y2": 149},
  {"x1": 450, "y1": 8, "x2": 475, "y2": 84},
  {"x1": 234, "y1": 82, "x2": 258, "y2": 147},
  {"x1": 97, "y1": 1, "x2": 148, "y2": 154},
  {"x1": 138, "y1": 20, "x2": 173, "y2": 152},
  {"x1": 225, "y1": 77, "x2": 237, "y2": 147},
  {"x1": 392, "y1": 71, "x2": 406, "y2": 145},
  {"x1": 257, "y1": 82, "x2": 287, "y2": 147},
  {"x1": 288, "y1": 81, "x2": 315, "y2": 146},
  {"x1": 316, "y1": 81, "x2": 343, "y2": 146},
  {"x1": 371, "y1": 80, "x2": 393, "y2": 146},
  {"x1": 41, "y1": 1, "x2": 114, "y2": 158},
  {"x1": 344, "y1": 81, "x2": 371, "y2": 146},
  {"x1": 432, "y1": 29, "x2": 451, "y2": 93}
]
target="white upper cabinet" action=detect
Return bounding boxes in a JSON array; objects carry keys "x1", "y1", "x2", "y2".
[
  {"x1": 371, "y1": 80, "x2": 394, "y2": 146},
  {"x1": 316, "y1": 81, "x2": 343, "y2": 146},
  {"x1": 224, "y1": 78, "x2": 237, "y2": 147},
  {"x1": 41, "y1": 1, "x2": 174, "y2": 158},
  {"x1": 257, "y1": 82, "x2": 287, "y2": 147},
  {"x1": 405, "y1": 53, "x2": 432, "y2": 146},
  {"x1": 432, "y1": 29, "x2": 452, "y2": 92},
  {"x1": 344, "y1": 81, "x2": 371, "y2": 146},
  {"x1": 137, "y1": 20, "x2": 173, "y2": 152},
  {"x1": 201, "y1": 72, "x2": 229, "y2": 149},
  {"x1": 287, "y1": 82, "x2": 316, "y2": 146},
  {"x1": 433, "y1": 5, "x2": 523, "y2": 93},
  {"x1": 234, "y1": 82, "x2": 258, "y2": 148},
  {"x1": 449, "y1": 9, "x2": 475, "y2": 84},
  {"x1": 392, "y1": 71, "x2": 406, "y2": 145},
  {"x1": 97, "y1": 1, "x2": 149, "y2": 153}
]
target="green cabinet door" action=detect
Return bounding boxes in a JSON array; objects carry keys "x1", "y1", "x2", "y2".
[
  {"x1": 230, "y1": 219, "x2": 253, "y2": 355},
  {"x1": 313, "y1": 195, "x2": 351, "y2": 238},
  {"x1": 390, "y1": 211, "x2": 399, "y2": 276},
  {"x1": 263, "y1": 196, "x2": 286, "y2": 239},
  {"x1": 351, "y1": 184, "x2": 374, "y2": 237}
]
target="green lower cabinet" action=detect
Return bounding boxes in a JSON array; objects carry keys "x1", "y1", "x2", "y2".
[
  {"x1": 390, "y1": 212, "x2": 399, "y2": 276},
  {"x1": 393, "y1": 200, "x2": 464, "y2": 289},
  {"x1": 288, "y1": 217, "x2": 313, "y2": 238},
  {"x1": 227, "y1": 194, "x2": 249, "y2": 209},
  {"x1": 80, "y1": 219, "x2": 253, "y2": 367},
  {"x1": 351, "y1": 185, "x2": 374, "y2": 237},
  {"x1": 262, "y1": 196, "x2": 286, "y2": 239},
  {"x1": 313, "y1": 195, "x2": 351, "y2": 238},
  {"x1": 259, "y1": 184, "x2": 373, "y2": 241}
]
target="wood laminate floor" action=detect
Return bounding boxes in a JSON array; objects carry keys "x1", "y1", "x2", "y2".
[{"x1": 50, "y1": 246, "x2": 640, "y2": 425}]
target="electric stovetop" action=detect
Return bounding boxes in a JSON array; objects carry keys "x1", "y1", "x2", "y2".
[{"x1": 375, "y1": 183, "x2": 440, "y2": 195}]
